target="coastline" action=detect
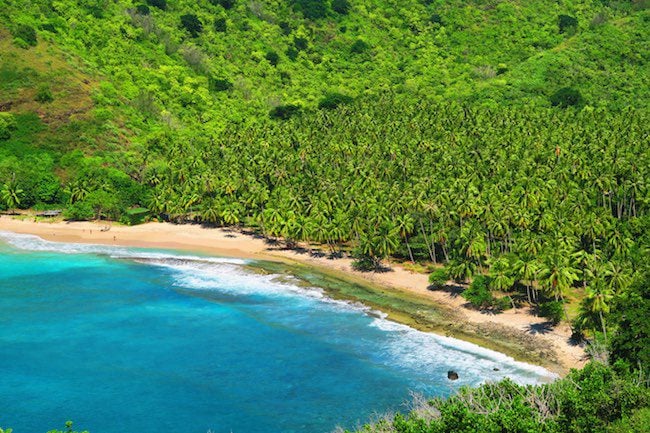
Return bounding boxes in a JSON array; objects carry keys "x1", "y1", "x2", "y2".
[{"x1": 0, "y1": 216, "x2": 586, "y2": 375}]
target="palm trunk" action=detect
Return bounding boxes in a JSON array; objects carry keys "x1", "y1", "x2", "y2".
[
  {"x1": 419, "y1": 219, "x2": 435, "y2": 262},
  {"x1": 405, "y1": 233, "x2": 414, "y2": 262}
]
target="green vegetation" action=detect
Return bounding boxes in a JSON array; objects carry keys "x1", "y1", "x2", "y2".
[
  {"x1": 344, "y1": 361, "x2": 649, "y2": 433},
  {"x1": 0, "y1": 0, "x2": 647, "y2": 349},
  {"x1": 342, "y1": 269, "x2": 650, "y2": 432},
  {"x1": 0, "y1": 0, "x2": 648, "y2": 430}
]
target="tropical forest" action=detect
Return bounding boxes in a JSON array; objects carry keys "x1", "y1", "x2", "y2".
[{"x1": 0, "y1": 0, "x2": 648, "y2": 432}]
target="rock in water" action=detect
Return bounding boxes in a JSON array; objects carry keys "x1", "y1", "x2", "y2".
[
  {"x1": 493, "y1": 367, "x2": 500, "y2": 371},
  {"x1": 447, "y1": 370, "x2": 459, "y2": 380}
]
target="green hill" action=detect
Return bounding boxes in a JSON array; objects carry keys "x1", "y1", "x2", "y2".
[{"x1": 1, "y1": 1, "x2": 649, "y2": 431}]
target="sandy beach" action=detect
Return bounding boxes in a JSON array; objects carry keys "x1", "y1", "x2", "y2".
[{"x1": 0, "y1": 216, "x2": 586, "y2": 374}]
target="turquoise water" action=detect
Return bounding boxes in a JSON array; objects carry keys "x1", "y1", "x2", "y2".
[{"x1": 0, "y1": 232, "x2": 553, "y2": 433}]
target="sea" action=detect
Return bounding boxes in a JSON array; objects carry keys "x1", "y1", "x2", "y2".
[{"x1": 0, "y1": 231, "x2": 554, "y2": 433}]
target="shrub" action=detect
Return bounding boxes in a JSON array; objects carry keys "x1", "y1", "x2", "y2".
[
  {"x1": 610, "y1": 274, "x2": 650, "y2": 372},
  {"x1": 293, "y1": 36, "x2": 308, "y2": 51},
  {"x1": 352, "y1": 255, "x2": 377, "y2": 272},
  {"x1": 550, "y1": 87, "x2": 585, "y2": 108},
  {"x1": 269, "y1": 104, "x2": 301, "y2": 120},
  {"x1": 146, "y1": 0, "x2": 166, "y2": 10},
  {"x1": 462, "y1": 275, "x2": 495, "y2": 309},
  {"x1": 279, "y1": 21, "x2": 292, "y2": 35},
  {"x1": 558, "y1": 14, "x2": 578, "y2": 34},
  {"x1": 136, "y1": 4, "x2": 150, "y2": 15},
  {"x1": 64, "y1": 201, "x2": 94, "y2": 221},
  {"x1": 286, "y1": 47, "x2": 299, "y2": 60},
  {"x1": 539, "y1": 300, "x2": 564, "y2": 324},
  {"x1": 265, "y1": 50, "x2": 279, "y2": 66},
  {"x1": 214, "y1": 17, "x2": 227, "y2": 32},
  {"x1": 181, "y1": 45, "x2": 206, "y2": 72},
  {"x1": 590, "y1": 12, "x2": 608, "y2": 29},
  {"x1": 12, "y1": 24, "x2": 37, "y2": 47},
  {"x1": 428, "y1": 268, "x2": 448, "y2": 290},
  {"x1": 293, "y1": 0, "x2": 329, "y2": 20},
  {"x1": 40, "y1": 23, "x2": 57, "y2": 33},
  {"x1": 350, "y1": 39, "x2": 370, "y2": 54},
  {"x1": 430, "y1": 13, "x2": 443, "y2": 25},
  {"x1": 209, "y1": 0, "x2": 235, "y2": 9},
  {"x1": 35, "y1": 84, "x2": 53, "y2": 103},
  {"x1": 318, "y1": 92, "x2": 353, "y2": 110},
  {"x1": 607, "y1": 408, "x2": 650, "y2": 433},
  {"x1": 332, "y1": 0, "x2": 351, "y2": 15},
  {"x1": 180, "y1": 14, "x2": 203, "y2": 37},
  {"x1": 0, "y1": 113, "x2": 17, "y2": 140},
  {"x1": 208, "y1": 77, "x2": 233, "y2": 92}
]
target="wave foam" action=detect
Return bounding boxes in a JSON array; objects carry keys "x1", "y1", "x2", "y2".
[
  {"x1": 369, "y1": 318, "x2": 557, "y2": 385},
  {"x1": 0, "y1": 231, "x2": 246, "y2": 265},
  {"x1": 1, "y1": 230, "x2": 556, "y2": 385}
]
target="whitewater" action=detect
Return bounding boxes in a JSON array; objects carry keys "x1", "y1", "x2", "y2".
[{"x1": 0, "y1": 231, "x2": 555, "y2": 432}]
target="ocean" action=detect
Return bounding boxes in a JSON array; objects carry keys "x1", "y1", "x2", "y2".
[{"x1": 0, "y1": 232, "x2": 553, "y2": 433}]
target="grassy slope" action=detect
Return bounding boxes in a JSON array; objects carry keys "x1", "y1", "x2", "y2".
[
  {"x1": 0, "y1": 26, "x2": 130, "y2": 159},
  {"x1": 1, "y1": 0, "x2": 647, "y2": 135},
  {"x1": 479, "y1": 11, "x2": 650, "y2": 109}
]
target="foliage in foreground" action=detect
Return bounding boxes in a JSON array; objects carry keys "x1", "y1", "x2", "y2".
[
  {"x1": 343, "y1": 362, "x2": 649, "y2": 433},
  {"x1": 343, "y1": 272, "x2": 650, "y2": 432}
]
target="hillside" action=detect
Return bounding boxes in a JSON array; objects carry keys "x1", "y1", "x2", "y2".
[{"x1": 1, "y1": 1, "x2": 649, "y2": 432}]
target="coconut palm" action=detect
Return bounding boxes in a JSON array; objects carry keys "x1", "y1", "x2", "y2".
[{"x1": 1, "y1": 182, "x2": 23, "y2": 214}]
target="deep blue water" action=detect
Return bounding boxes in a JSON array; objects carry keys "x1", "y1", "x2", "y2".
[{"x1": 0, "y1": 232, "x2": 552, "y2": 433}]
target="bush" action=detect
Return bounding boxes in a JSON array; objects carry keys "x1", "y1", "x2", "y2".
[
  {"x1": 40, "y1": 23, "x2": 57, "y2": 33},
  {"x1": 286, "y1": 47, "x2": 299, "y2": 60},
  {"x1": 352, "y1": 255, "x2": 377, "y2": 272},
  {"x1": 607, "y1": 408, "x2": 650, "y2": 433},
  {"x1": 555, "y1": 362, "x2": 650, "y2": 433},
  {"x1": 293, "y1": 0, "x2": 329, "y2": 20},
  {"x1": 0, "y1": 113, "x2": 17, "y2": 140},
  {"x1": 550, "y1": 87, "x2": 585, "y2": 108},
  {"x1": 12, "y1": 24, "x2": 37, "y2": 47},
  {"x1": 462, "y1": 275, "x2": 495, "y2": 309},
  {"x1": 136, "y1": 4, "x2": 150, "y2": 15},
  {"x1": 318, "y1": 92, "x2": 353, "y2": 110},
  {"x1": 265, "y1": 50, "x2": 279, "y2": 66},
  {"x1": 64, "y1": 201, "x2": 94, "y2": 221},
  {"x1": 146, "y1": 0, "x2": 166, "y2": 10},
  {"x1": 35, "y1": 84, "x2": 53, "y2": 103},
  {"x1": 279, "y1": 21, "x2": 292, "y2": 35},
  {"x1": 269, "y1": 104, "x2": 301, "y2": 120},
  {"x1": 539, "y1": 300, "x2": 564, "y2": 324},
  {"x1": 610, "y1": 274, "x2": 650, "y2": 372},
  {"x1": 180, "y1": 14, "x2": 203, "y2": 37},
  {"x1": 214, "y1": 17, "x2": 227, "y2": 32},
  {"x1": 331, "y1": 0, "x2": 351, "y2": 15},
  {"x1": 428, "y1": 268, "x2": 448, "y2": 290},
  {"x1": 293, "y1": 36, "x2": 308, "y2": 51},
  {"x1": 208, "y1": 77, "x2": 233, "y2": 92},
  {"x1": 350, "y1": 39, "x2": 370, "y2": 54},
  {"x1": 558, "y1": 14, "x2": 578, "y2": 34},
  {"x1": 430, "y1": 13, "x2": 443, "y2": 25},
  {"x1": 210, "y1": 0, "x2": 235, "y2": 9}
]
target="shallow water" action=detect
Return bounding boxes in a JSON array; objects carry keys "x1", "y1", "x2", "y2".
[{"x1": 0, "y1": 232, "x2": 553, "y2": 433}]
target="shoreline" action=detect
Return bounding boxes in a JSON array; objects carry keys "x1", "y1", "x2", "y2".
[{"x1": 0, "y1": 216, "x2": 586, "y2": 375}]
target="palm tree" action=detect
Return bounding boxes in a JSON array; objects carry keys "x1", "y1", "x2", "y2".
[
  {"x1": 489, "y1": 256, "x2": 514, "y2": 292},
  {"x1": 602, "y1": 261, "x2": 632, "y2": 293},
  {"x1": 512, "y1": 254, "x2": 539, "y2": 304},
  {"x1": 586, "y1": 283, "x2": 613, "y2": 341},
  {"x1": 395, "y1": 213, "x2": 415, "y2": 262},
  {"x1": 1, "y1": 182, "x2": 23, "y2": 214},
  {"x1": 538, "y1": 251, "x2": 579, "y2": 321}
]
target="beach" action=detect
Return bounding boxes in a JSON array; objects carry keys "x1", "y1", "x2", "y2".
[{"x1": 0, "y1": 216, "x2": 586, "y2": 375}]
